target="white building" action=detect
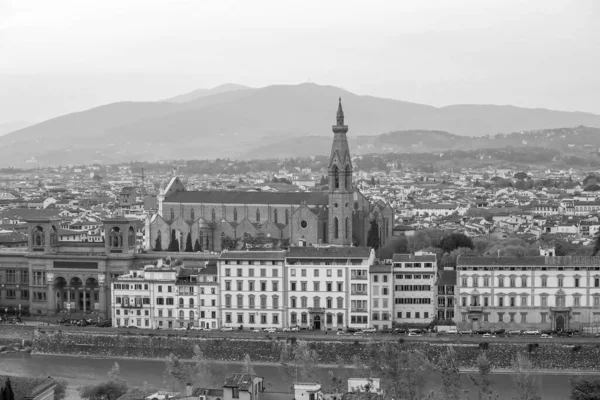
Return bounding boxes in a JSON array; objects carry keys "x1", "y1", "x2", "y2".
[
  {"x1": 198, "y1": 265, "x2": 219, "y2": 329},
  {"x1": 456, "y1": 250, "x2": 600, "y2": 332},
  {"x1": 285, "y1": 246, "x2": 375, "y2": 331},
  {"x1": 219, "y1": 251, "x2": 286, "y2": 329},
  {"x1": 369, "y1": 263, "x2": 393, "y2": 330},
  {"x1": 392, "y1": 253, "x2": 436, "y2": 325}
]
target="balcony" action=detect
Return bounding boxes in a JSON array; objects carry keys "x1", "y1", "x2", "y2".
[
  {"x1": 351, "y1": 291, "x2": 368, "y2": 295},
  {"x1": 351, "y1": 308, "x2": 367, "y2": 313},
  {"x1": 351, "y1": 276, "x2": 368, "y2": 280},
  {"x1": 121, "y1": 303, "x2": 143, "y2": 308},
  {"x1": 308, "y1": 307, "x2": 325, "y2": 313},
  {"x1": 550, "y1": 306, "x2": 571, "y2": 312},
  {"x1": 467, "y1": 306, "x2": 483, "y2": 313}
]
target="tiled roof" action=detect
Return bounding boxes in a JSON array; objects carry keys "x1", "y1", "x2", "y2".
[
  {"x1": 458, "y1": 257, "x2": 546, "y2": 266},
  {"x1": 198, "y1": 265, "x2": 217, "y2": 275},
  {"x1": 219, "y1": 251, "x2": 286, "y2": 260},
  {"x1": 392, "y1": 254, "x2": 437, "y2": 262},
  {"x1": 0, "y1": 232, "x2": 27, "y2": 243},
  {"x1": 164, "y1": 191, "x2": 328, "y2": 206},
  {"x1": 0, "y1": 375, "x2": 55, "y2": 400},
  {"x1": 369, "y1": 264, "x2": 392, "y2": 273},
  {"x1": 0, "y1": 209, "x2": 62, "y2": 221},
  {"x1": 286, "y1": 246, "x2": 372, "y2": 258},
  {"x1": 191, "y1": 388, "x2": 224, "y2": 397},
  {"x1": 222, "y1": 374, "x2": 257, "y2": 391}
]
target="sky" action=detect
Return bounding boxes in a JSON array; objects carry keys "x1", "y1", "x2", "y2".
[{"x1": 1, "y1": 0, "x2": 599, "y2": 125}]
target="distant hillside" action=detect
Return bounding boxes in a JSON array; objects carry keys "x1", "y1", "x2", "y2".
[
  {"x1": 3, "y1": 83, "x2": 600, "y2": 166},
  {"x1": 162, "y1": 83, "x2": 250, "y2": 103},
  {"x1": 0, "y1": 121, "x2": 30, "y2": 137}
]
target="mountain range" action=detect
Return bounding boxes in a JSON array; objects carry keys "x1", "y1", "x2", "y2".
[{"x1": 3, "y1": 83, "x2": 600, "y2": 166}]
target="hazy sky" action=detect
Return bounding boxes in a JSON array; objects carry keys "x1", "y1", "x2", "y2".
[{"x1": 1, "y1": 0, "x2": 599, "y2": 125}]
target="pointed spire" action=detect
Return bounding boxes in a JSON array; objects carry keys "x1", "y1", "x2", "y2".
[{"x1": 336, "y1": 97, "x2": 344, "y2": 126}]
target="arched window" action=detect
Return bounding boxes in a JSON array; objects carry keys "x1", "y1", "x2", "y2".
[
  {"x1": 190, "y1": 208, "x2": 195, "y2": 221},
  {"x1": 179, "y1": 298, "x2": 184, "y2": 307},
  {"x1": 345, "y1": 217, "x2": 349, "y2": 239},
  {"x1": 345, "y1": 165, "x2": 352, "y2": 189},
  {"x1": 233, "y1": 208, "x2": 238, "y2": 222},
  {"x1": 109, "y1": 227, "x2": 122, "y2": 248},
  {"x1": 332, "y1": 165, "x2": 340, "y2": 189},
  {"x1": 211, "y1": 208, "x2": 216, "y2": 221},
  {"x1": 170, "y1": 208, "x2": 175, "y2": 220},
  {"x1": 334, "y1": 217, "x2": 339, "y2": 239},
  {"x1": 274, "y1": 209, "x2": 278, "y2": 224},
  {"x1": 189, "y1": 310, "x2": 195, "y2": 320},
  {"x1": 189, "y1": 298, "x2": 194, "y2": 307},
  {"x1": 32, "y1": 226, "x2": 44, "y2": 247},
  {"x1": 128, "y1": 226, "x2": 135, "y2": 247},
  {"x1": 179, "y1": 310, "x2": 184, "y2": 319},
  {"x1": 285, "y1": 209, "x2": 289, "y2": 225},
  {"x1": 256, "y1": 208, "x2": 260, "y2": 222}
]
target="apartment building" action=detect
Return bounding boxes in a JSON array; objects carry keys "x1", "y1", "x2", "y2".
[
  {"x1": 198, "y1": 265, "x2": 219, "y2": 329},
  {"x1": 175, "y1": 268, "x2": 199, "y2": 329},
  {"x1": 285, "y1": 246, "x2": 375, "y2": 331},
  {"x1": 393, "y1": 253, "x2": 436, "y2": 324},
  {"x1": 369, "y1": 263, "x2": 393, "y2": 330},
  {"x1": 218, "y1": 251, "x2": 285, "y2": 329},
  {"x1": 456, "y1": 250, "x2": 600, "y2": 331},
  {"x1": 436, "y1": 270, "x2": 456, "y2": 321}
]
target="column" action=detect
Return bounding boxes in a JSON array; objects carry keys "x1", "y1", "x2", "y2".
[
  {"x1": 83, "y1": 290, "x2": 87, "y2": 313},
  {"x1": 99, "y1": 286, "x2": 106, "y2": 318}
]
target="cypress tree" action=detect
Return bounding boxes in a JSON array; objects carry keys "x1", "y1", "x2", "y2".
[
  {"x1": 185, "y1": 232, "x2": 193, "y2": 252},
  {"x1": 168, "y1": 230, "x2": 179, "y2": 252},
  {"x1": 194, "y1": 239, "x2": 202, "y2": 252}
]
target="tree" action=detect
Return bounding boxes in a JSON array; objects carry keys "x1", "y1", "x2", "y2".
[
  {"x1": 222, "y1": 236, "x2": 239, "y2": 251},
  {"x1": 436, "y1": 347, "x2": 462, "y2": 400},
  {"x1": 440, "y1": 232, "x2": 474, "y2": 253},
  {"x1": 366, "y1": 220, "x2": 380, "y2": 250},
  {"x1": 193, "y1": 239, "x2": 202, "y2": 252},
  {"x1": 185, "y1": 233, "x2": 193, "y2": 252},
  {"x1": 570, "y1": 377, "x2": 600, "y2": 400},
  {"x1": 53, "y1": 379, "x2": 69, "y2": 400},
  {"x1": 469, "y1": 353, "x2": 496, "y2": 400},
  {"x1": 241, "y1": 354, "x2": 256, "y2": 375},
  {"x1": 164, "y1": 353, "x2": 194, "y2": 391},
  {"x1": 154, "y1": 235, "x2": 162, "y2": 251},
  {"x1": 511, "y1": 353, "x2": 541, "y2": 400},
  {"x1": 280, "y1": 340, "x2": 320, "y2": 382},
  {"x1": 514, "y1": 172, "x2": 528, "y2": 180},
  {"x1": 80, "y1": 363, "x2": 129, "y2": 400},
  {"x1": 167, "y1": 230, "x2": 179, "y2": 252},
  {"x1": 370, "y1": 176, "x2": 376, "y2": 185}
]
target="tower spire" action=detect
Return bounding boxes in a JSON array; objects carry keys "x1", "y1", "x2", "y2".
[{"x1": 336, "y1": 97, "x2": 344, "y2": 126}]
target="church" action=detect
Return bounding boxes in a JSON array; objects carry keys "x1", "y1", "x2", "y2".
[{"x1": 149, "y1": 99, "x2": 394, "y2": 251}]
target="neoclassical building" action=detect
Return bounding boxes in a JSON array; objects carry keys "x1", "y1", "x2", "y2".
[
  {"x1": 149, "y1": 99, "x2": 394, "y2": 252},
  {"x1": 456, "y1": 250, "x2": 600, "y2": 331}
]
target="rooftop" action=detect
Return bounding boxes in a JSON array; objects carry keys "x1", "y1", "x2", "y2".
[
  {"x1": 392, "y1": 253, "x2": 437, "y2": 263},
  {"x1": 219, "y1": 251, "x2": 286, "y2": 260},
  {"x1": 286, "y1": 246, "x2": 372, "y2": 259},
  {"x1": 164, "y1": 191, "x2": 328, "y2": 206},
  {"x1": 0, "y1": 375, "x2": 56, "y2": 400},
  {"x1": 222, "y1": 374, "x2": 259, "y2": 391}
]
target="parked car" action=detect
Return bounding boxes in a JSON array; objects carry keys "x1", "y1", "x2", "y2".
[
  {"x1": 523, "y1": 330, "x2": 540, "y2": 335},
  {"x1": 263, "y1": 328, "x2": 277, "y2": 333},
  {"x1": 252, "y1": 328, "x2": 262, "y2": 333},
  {"x1": 446, "y1": 329, "x2": 459, "y2": 335},
  {"x1": 362, "y1": 327, "x2": 377, "y2": 334},
  {"x1": 173, "y1": 327, "x2": 187, "y2": 331},
  {"x1": 220, "y1": 326, "x2": 233, "y2": 332},
  {"x1": 346, "y1": 327, "x2": 359, "y2": 334},
  {"x1": 595, "y1": 333, "x2": 600, "y2": 338},
  {"x1": 408, "y1": 332, "x2": 422, "y2": 337},
  {"x1": 97, "y1": 320, "x2": 112, "y2": 328},
  {"x1": 460, "y1": 330, "x2": 473, "y2": 335},
  {"x1": 353, "y1": 331, "x2": 364, "y2": 336},
  {"x1": 190, "y1": 326, "x2": 204, "y2": 331},
  {"x1": 493, "y1": 328, "x2": 506, "y2": 335},
  {"x1": 541, "y1": 334, "x2": 553, "y2": 339},
  {"x1": 477, "y1": 329, "x2": 492, "y2": 335},
  {"x1": 482, "y1": 333, "x2": 496, "y2": 338},
  {"x1": 336, "y1": 331, "x2": 350, "y2": 336},
  {"x1": 557, "y1": 331, "x2": 573, "y2": 337},
  {"x1": 282, "y1": 326, "x2": 300, "y2": 332},
  {"x1": 508, "y1": 330, "x2": 522, "y2": 335},
  {"x1": 380, "y1": 328, "x2": 392, "y2": 334},
  {"x1": 393, "y1": 328, "x2": 408, "y2": 334}
]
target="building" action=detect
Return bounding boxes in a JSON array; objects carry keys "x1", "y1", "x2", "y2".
[
  {"x1": 436, "y1": 270, "x2": 456, "y2": 321},
  {"x1": 392, "y1": 253, "x2": 436, "y2": 325},
  {"x1": 0, "y1": 375, "x2": 56, "y2": 400},
  {"x1": 219, "y1": 251, "x2": 286, "y2": 329},
  {"x1": 119, "y1": 186, "x2": 138, "y2": 206},
  {"x1": 369, "y1": 263, "x2": 393, "y2": 330},
  {"x1": 198, "y1": 264, "x2": 219, "y2": 329},
  {"x1": 148, "y1": 99, "x2": 394, "y2": 252},
  {"x1": 456, "y1": 252, "x2": 600, "y2": 331},
  {"x1": 285, "y1": 246, "x2": 375, "y2": 331},
  {"x1": 222, "y1": 374, "x2": 264, "y2": 400}
]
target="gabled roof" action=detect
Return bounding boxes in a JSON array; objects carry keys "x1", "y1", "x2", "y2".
[
  {"x1": 223, "y1": 374, "x2": 258, "y2": 391},
  {"x1": 164, "y1": 191, "x2": 328, "y2": 206},
  {"x1": 0, "y1": 375, "x2": 56, "y2": 400},
  {"x1": 287, "y1": 246, "x2": 372, "y2": 259}
]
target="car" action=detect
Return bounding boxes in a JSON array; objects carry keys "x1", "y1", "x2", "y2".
[
  {"x1": 190, "y1": 326, "x2": 205, "y2": 331},
  {"x1": 408, "y1": 332, "x2": 422, "y2": 337},
  {"x1": 595, "y1": 333, "x2": 600, "y2": 338},
  {"x1": 380, "y1": 328, "x2": 392, "y2": 334},
  {"x1": 263, "y1": 328, "x2": 277, "y2": 333},
  {"x1": 482, "y1": 333, "x2": 496, "y2": 338},
  {"x1": 346, "y1": 327, "x2": 359, "y2": 334},
  {"x1": 477, "y1": 329, "x2": 492, "y2": 335},
  {"x1": 252, "y1": 328, "x2": 262, "y2": 333},
  {"x1": 493, "y1": 329, "x2": 506, "y2": 335},
  {"x1": 362, "y1": 328, "x2": 377, "y2": 334},
  {"x1": 557, "y1": 331, "x2": 573, "y2": 337},
  {"x1": 97, "y1": 320, "x2": 112, "y2": 328},
  {"x1": 541, "y1": 334, "x2": 553, "y2": 339},
  {"x1": 220, "y1": 327, "x2": 234, "y2": 332},
  {"x1": 446, "y1": 329, "x2": 459, "y2": 335},
  {"x1": 336, "y1": 331, "x2": 350, "y2": 336},
  {"x1": 173, "y1": 327, "x2": 187, "y2": 331},
  {"x1": 353, "y1": 331, "x2": 364, "y2": 336},
  {"x1": 460, "y1": 330, "x2": 473, "y2": 335},
  {"x1": 524, "y1": 330, "x2": 540, "y2": 335},
  {"x1": 508, "y1": 330, "x2": 522, "y2": 335},
  {"x1": 393, "y1": 328, "x2": 408, "y2": 334},
  {"x1": 282, "y1": 326, "x2": 300, "y2": 332}
]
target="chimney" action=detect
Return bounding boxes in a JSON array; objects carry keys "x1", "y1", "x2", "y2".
[{"x1": 186, "y1": 383, "x2": 192, "y2": 397}]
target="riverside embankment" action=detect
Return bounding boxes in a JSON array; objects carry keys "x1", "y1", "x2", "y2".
[{"x1": 31, "y1": 328, "x2": 600, "y2": 371}]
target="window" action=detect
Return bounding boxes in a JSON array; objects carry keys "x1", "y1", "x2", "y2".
[
  {"x1": 521, "y1": 277, "x2": 527, "y2": 287},
  {"x1": 541, "y1": 296, "x2": 548, "y2": 307},
  {"x1": 301, "y1": 282, "x2": 307, "y2": 291},
  {"x1": 415, "y1": 312, "x2": 420, "y2": 319},
  {"x1": 461, "y1": 297, "x2": 466, "y2": 307},
  {"x1": 249, "y1": 281, "x2": 255, "y2": 291},
  {"x1": 541, "y1": 313, "x2": 547, "y2": 323},
  {"x1": 249, "y1": 295, "x2": 255, "y2": 309},
  {"x1": 301, "y1": 269, "x2": 307, "y2": 277},
  {"x1": 20, "y1": 290, "x2": 29, "y2": 299},
  {"x1": 5, "y1": 270, "x2": 15, "y2": 283},
  {"x1": 249, "y1": 314, "x2": 255, "y2": 324},
  {"x1": 249, "y1": 269, "x2": 254, "y2": 277},
  {"x1": 484, "y1": 297, "x2": 489, "y2": 307},
  {"x1": 261, "y1": 314, "x2": 267, "y2": 324},
  {"x1": 509, "y1": 277, "x2": 516, "y2": 288},
  {"x1": 260, "y1": 269, "x2": 266, "y2": 277},
  {"x1": 313, "y1": 282, "x2": 320, "y2": 291},
  {"x1": 261, "y1": 282, "x2": 266, "y2": 291},
  {"x1": 326, "y1": 283, "x2": 332, "y2": 292},
  {"x1": 337, "y1": 297, "x2": 343, "y2": 309},
  {"x1": 498, "y1": 297, "x2": 504, "y2": 307},
  {"x1": 256, "y1": 208, "x2": 260, "y2": 222},
  {"x1": 337, "y1": 270, "x2": 343, "y2": 278},
  {"x1": 541, "y1": 276, "x2": 547, "y2": 287},
  {"x1": 237, "y1": 314, "x2": 243, "y2": 324},
  {"x1": 225, "y1": 313, "x2": 232, "y2": 323},
  {"x1": 472, "y1": 277, "x2": 478, "y2": 287},
  {"x1": 314, "y1": 297, "x2": 320, "y2": 308},
  {"x1": 225, "y1": 295, "x2": 231, "y2": 308},
  {"x1": 156, "y1": 298, "x2": 164, "y2": 305},
  {"x1": 510, "y1": 296, "x2": 516, "y2": 307},
  {"x1": 291, "y1": 297, "x2": 297, "y2": 308},
  {"x1": 237, "y1": 269, "x2": 242, "y2": 277},
  {"x1": 574, "y1": 296, "x2": 581, "y2": 307},
  {"x1": 337, "y1": 282, "x2": 343, "y2": 291},
  {"x1": 225, "y1": 269, "x2": 231, "y2": 277},
  {"x1": 301, "y1": 297, "x2": 308, "y2": 308},
  {"x1": 461, "y1": 277, "x2": 467, "y2": 287},
  {"x1": 520, "y1": 313, "x2": 527, "y2": 323},
  {"x1": 237, "y1": 281, "x2": 243, "y2": 291},
  {"x1": 575, "y1": 277, "x2": 580, "y2": 288},
  {"x1": 327, "y1": 269, "x2": 332, "y2": 277},
  {"x1": 301, "y1": 313, "x2": 308, "y2": 324},
  {"x1": 272, "y1": 281, "x2": 278, "y2": 292},
  {"x1": 225, "y1": 281, "x2": 231, "y2": 291},
  {"x1": 33, "y1": 271, "x2": 44, "y2": 286},
  {"x1": 483, "y1": 277, "x2": 489, "y2": 287},
  {"x1": 558, "y1": 277, "x2": 564, "y2": 287},
  {"x1": 260, "y1": 296, "x2": 267, "y2": 309},
  {"x1": 291, "y1": 313, "x2": 297, "y2": 324},
  {"x1": 273, "y1": 296, "x2": 279, "y2": 309},
  {"x1": 509, "y1": 313, "x2": 515, "y2": 323},
  {"x1": 291, "y1": 282, "x2": 297, "y2": 291},
  {"x1": 272, "y1": 269, "x2": 278, "y2": 278},
  {"x1": 314, "y1": 269, "x2": 319, "y2": 277},
  {"x1": 237, "y1": 295, "x2": 243, "y2": 308},
  {"x1": 521, "y1": 296, "x2": 527, "y2": 306}
]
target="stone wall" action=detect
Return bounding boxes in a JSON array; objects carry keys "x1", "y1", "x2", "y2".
[{"x1": 31, "y1": 330, "x2": 600, "y2": 371}]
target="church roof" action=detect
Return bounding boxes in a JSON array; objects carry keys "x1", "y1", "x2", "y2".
[
  {"x1": 287, "y1": 246, "x2": 372, "y2": 259},
  {"x1": 164, "y1": 191, "x2": 328, "y2": 206}
]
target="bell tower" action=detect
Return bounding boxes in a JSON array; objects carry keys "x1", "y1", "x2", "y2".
[{"x1": 328, "y1": 98, "x2": 353, "y2": 245}]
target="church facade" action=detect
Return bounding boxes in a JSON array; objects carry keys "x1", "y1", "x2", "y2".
[{"x1": 149, "y1": 99, "x2": 394, "y2": 252}]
